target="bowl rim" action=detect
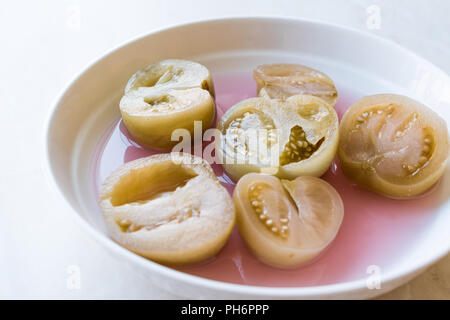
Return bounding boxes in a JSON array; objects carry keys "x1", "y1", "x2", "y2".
[{"x1": 43, "y1": 16, "x2": 450, "y2": 298}]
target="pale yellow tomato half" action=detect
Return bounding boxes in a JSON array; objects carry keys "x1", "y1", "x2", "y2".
[
  {"x1": 338, "y1": 94, "x2": 449, "y2": 198},
  {"x1": 233, "y1": 173, "x2": 344, "y2": 268},
  {"x1": 99, "y1": 153, "x2": 235, "y2": 266},
  {"x1": 254, "y1": 63, "x2": 338, "y2": 106}
]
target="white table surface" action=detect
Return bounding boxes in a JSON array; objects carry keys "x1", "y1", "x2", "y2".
[{"x1": 1, "y1": 0, "x2": 449, "y2": 299}]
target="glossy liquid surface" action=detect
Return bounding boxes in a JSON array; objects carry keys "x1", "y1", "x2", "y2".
[{"x1": 93, "y1": 72, "x2": 443, "y2": 287}]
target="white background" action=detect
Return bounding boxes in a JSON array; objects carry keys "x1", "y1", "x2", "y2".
[{"x1": 1, "y1": 0, "x2": 449, "y2": 299}]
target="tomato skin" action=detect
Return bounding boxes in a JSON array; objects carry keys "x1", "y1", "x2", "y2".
[{"x1": 338, "y1": 94, "x2": 449, "y2": 198}]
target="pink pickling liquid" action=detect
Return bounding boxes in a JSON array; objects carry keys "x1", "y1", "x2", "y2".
[{"x1": 93, "y1": 72, "x2": 444, "y2": 287}]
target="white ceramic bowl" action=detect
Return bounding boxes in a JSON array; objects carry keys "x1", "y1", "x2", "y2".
[{"x1": 45, "y1": 17, "x2": 450, "y2": 299}]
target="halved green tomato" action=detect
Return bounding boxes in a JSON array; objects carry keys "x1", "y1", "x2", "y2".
[
  {"x1": 234, "y1": 173, "x2": 344, "y2": 268},
  {"x1": 217, "y1": 95, "x2": 339, "y2": 180},
  {"x1": 254, "y1": 63, "x2": 338, "y2": 106},
  {"x1": 120, "y1": 59, "x2": 215, "y2": 150},
  {"x1": 338, "y1": 94, "x2": 449, "y2": 198},
  {"x1": 99, "y1": 153, "x2": 235, "y2": 266}
]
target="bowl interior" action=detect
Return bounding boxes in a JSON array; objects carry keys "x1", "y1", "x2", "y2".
[{"x1": 47, "y1": 18, "x2": 450, "y2": 295}]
